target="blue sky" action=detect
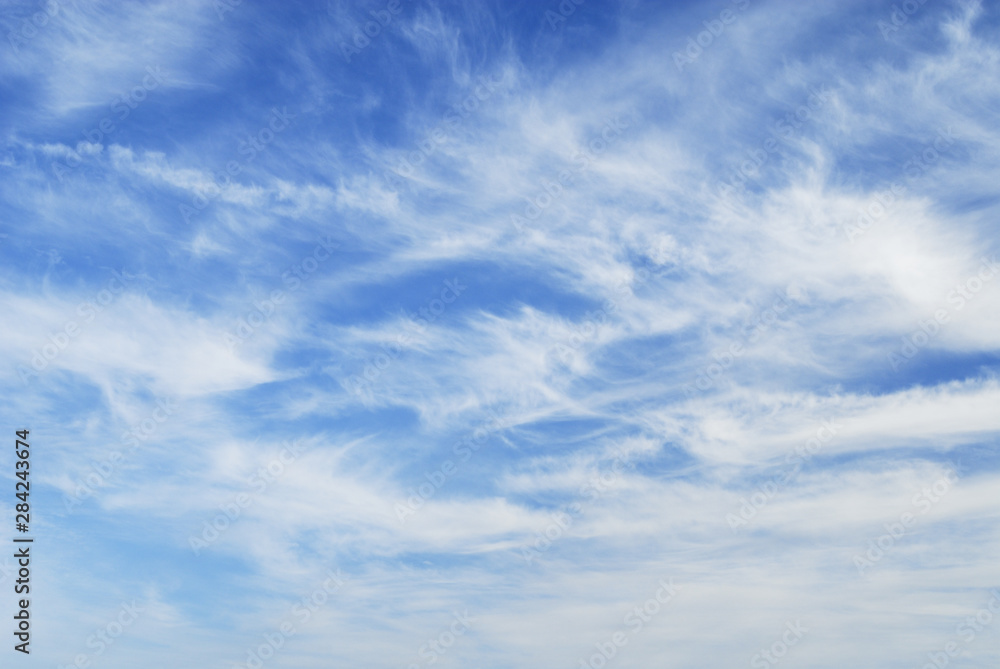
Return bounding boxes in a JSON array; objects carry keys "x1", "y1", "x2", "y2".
[{"x1": 1, "y1": 0, "x2": 999, "y2": 667}]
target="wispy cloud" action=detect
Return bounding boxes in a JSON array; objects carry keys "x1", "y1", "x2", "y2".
[{"x1": 1, "y1": 0, "x2": 998, "y2": 666}]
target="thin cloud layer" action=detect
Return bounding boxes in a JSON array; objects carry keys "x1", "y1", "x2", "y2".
[{"x1": 1, "y1": 0, "x2": 998, "y2": 667}]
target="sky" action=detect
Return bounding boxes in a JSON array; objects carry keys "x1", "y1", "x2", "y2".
[{"x1": 1, "y1": 0, "x2": 999, "y2": 667}]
